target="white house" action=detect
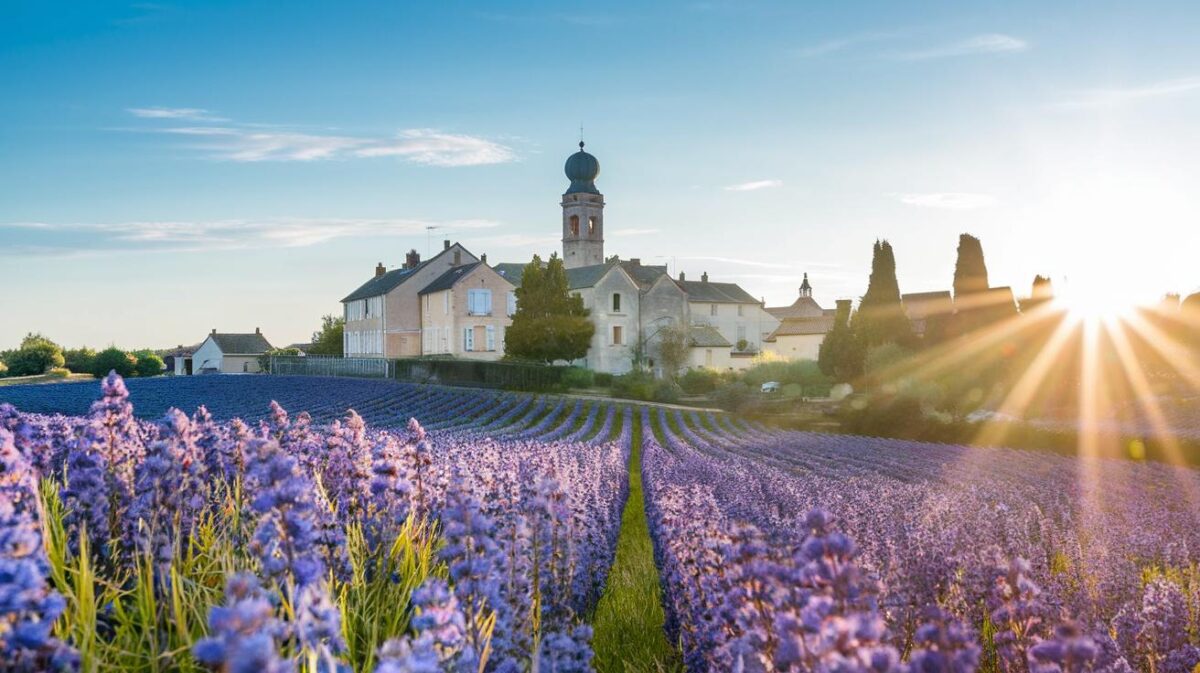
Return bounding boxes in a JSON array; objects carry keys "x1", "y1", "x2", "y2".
[{"x1": 189, "y1": 328, "x2": 273, "y2": 374}]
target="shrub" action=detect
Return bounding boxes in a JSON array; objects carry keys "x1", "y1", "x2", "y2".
[
  {"x1": 0, "y1": 361, "x2": 8, "y2": 377},
  {"x1": 594, "y1": 372, "x2": 614, "y2": 387},
  {"x1": 680, "y1": 368, "x2": 721, "y2": 395},
  {"x1": 711, "y1": 381, "x2": 759, "y2": 414},
  {"x1": 135, "y1": 353, "x2": 165, "y2": 378},
  {"x1": 64, "y1": 347, "x2": 97, "y2": 374},
  {"x1": 652, "y1": 381, "x2": 682, "y2": 404},
  {"x1": 561, "y1": 366, "x2": 595, "y2": 389},
  {"x1": 612, "y1": 370, "x2": 658, "y2": 401},
  {"x1": 92, "y1": 347, "x2": 138, "y2": 378},
  {"x1": 46, "y1": 367, "x2": 71, "y2": 379},
  {"x1": 257, "y1": 347, "x2": 303, "y2": 374},
  {"x1": 5, "y1": 334, "x2": 65, "y2": 376}
]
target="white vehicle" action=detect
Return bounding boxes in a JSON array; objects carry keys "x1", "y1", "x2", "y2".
[{"x1": 761, "y1": 381, "x2": 781, "y2": 393}]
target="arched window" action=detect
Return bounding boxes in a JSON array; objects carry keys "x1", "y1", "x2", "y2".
[
  {"x1": 588, "y1": 216, "x2": 597, "y2": 235},
  {"x1": 612, "y1": 293, "x2": 621, "y2": 312},
  {"x1": 569, "y1": 215, "x2": 580, "y2": 236}
]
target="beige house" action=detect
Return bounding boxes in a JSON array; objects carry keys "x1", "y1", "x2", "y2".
[
  {"x1": 189, "y1": 328, "x2": 273, "y2": 374},
  {"x1": 687, "y1": 325, "x2": 733, "y2": 370},
  {"x1": 901, "y1": 291, "x2": 953, "y2": 338},
  {"x1": 764, "y1": 276, "x2": 841, "y2": 361},
  {"x1": 679, "y1": 271, "x2": 775, "y2": 370},
  {"x1": 419, "y1": 261, "x2": 515, "y2": 360},
  {"x1": 342, "y1": 241, "x2": 479, "y2": 358}
]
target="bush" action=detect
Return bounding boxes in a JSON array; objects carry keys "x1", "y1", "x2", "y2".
[
  {"x1": 838, "y1": 391, "x2": 961, "y2": 440},
  {"x1": 561, "y1": 366, "x2": 595, "y2": 389},
  {"x1": 0, "y1": 361, "x2": 8, "y2": 377},
  {"x1": 135, "y1": 353, "x2": 165, "y2": 377},
  {"x1": 258, "y1": 347, "x2": 303, "y2": 374},
  {"x1": 594, "y1": 372, "x2": 614, "y2": 387},
  {"x1": 680, "y1": 368, "x2": 721, "y2": 395},
  {"x1": 46, "y1": 367, "x2": 71, "y2": 379},
  {"x1": 5, "y1": 334, "x2": 65, "y2": 376},
  {"x1": 64, "y1": 347, "x2": 97, "y2": 374},
  {"x1": 92, "y1": 347, "x2": 138, "y2": 378},
  {"x1": 612, "y1": 370, "x2": 658, "y2": 401},
  {"x1": 711, "y1": 382, "x2": 759, "y2": 414},
  {"x1": 652, "y1": 381, "x2": 682, "y2": 404}
]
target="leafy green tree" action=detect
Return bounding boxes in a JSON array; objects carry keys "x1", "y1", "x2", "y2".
[
  {"x1": 134, "y1": 352, "x2": 165, "y2": 377},
  {"x1": 309, "y1": 315, "x2": 345, "y2": 356},
  {"x1": 64, "y1": 347, "x2": 97, "y2": 374},
  {"x1": 5, "y1": 333, "x2": 65, "y2": 376},
  {"x1": 654, "y1": 323, "x2": 691, "y2": 380},
  {"x1": 92, "y1": 347, "x2": 138, "y2": 378},
  {"x1": 819, "y1": 301, "x2": 866, "y2": 382},
  {"x1": 505, "y1": 254, "x2": 595, "y2": 364},
  {"x1": 853, "y1": 240, "x2": 913, "y2": 348},
  {"x1": 258, "y1": 347, "x2": 303, "y2": 373},
  {"x1": 0, "y1": 361, "x2": 8, "y2": 377}
]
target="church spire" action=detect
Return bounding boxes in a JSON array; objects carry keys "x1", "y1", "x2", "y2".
[
  {"x1": 800, "y1": 273, "x2": 812, "y2": 297},
  {"x1": 561, "y1": 139, "x2": 605, "y2": 269}
]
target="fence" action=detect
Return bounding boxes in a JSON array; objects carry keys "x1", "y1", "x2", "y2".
[{"x1": 270, "y1": 355, "x2": 390, "y2": 378}]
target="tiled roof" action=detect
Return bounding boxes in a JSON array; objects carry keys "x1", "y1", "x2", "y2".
[
  {"x1": 210, "y1": 333, "x2": 273, "y2": 355},
  {"x1": 564, "y1": 263, "x2": 613, "y2": 289},
  {"x1": 766, "y1": 295, "x2": 825, "y2": 320},
  {"x1": 286, "y1": 342, "x2": 313, "y2": 353},
  {"x1": 901, "y1": 291, "x2": 953, "y2": 321},
  {"x1": 419, "y1": 262, "x2": 482, "y2": 295},
  {"x1": 688, "y1": 325, "x2": 732, "y2": 348},
  {"x1": 342, "y1": 244, "x2": 474, "y2": 302},
  {"x1": 677, "y1": 279, "x2": 759, "y2": 304},
  {"x1": 618, "y1": 261, "x2": 669, "y2": 288},
  {"x1": 766, "y1": 316, "x2": 835, "y2": 340},
  {"x1": 492, "y1": 262, "x2": 532, "y2": 287}
]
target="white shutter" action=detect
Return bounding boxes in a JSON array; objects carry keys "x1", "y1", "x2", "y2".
[
  {"x1": 482, "y1": 290, "x2": 492, "y2": 315},
  {"x1": 486, "y1": 325, "x2": 496, "y2": 351},
  {"x1": 464, "y1": 327, "x2": 474, "y2": 352},
  {"x1": 507, "y1": 292, "x2": 517, "y2": 316}
]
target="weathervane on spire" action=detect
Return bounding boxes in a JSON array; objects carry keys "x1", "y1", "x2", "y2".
[{"x1": 579, "y1": 123, "x2": 585, "y2": 150}]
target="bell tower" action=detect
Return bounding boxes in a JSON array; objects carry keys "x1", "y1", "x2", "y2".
[{"x1": 561, "y1": 141, "x2": 604, "y2": 269}]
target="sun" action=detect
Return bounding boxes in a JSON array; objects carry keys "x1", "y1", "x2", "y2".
[{"x1": 1054, "y1": 276, "x2": 1141, "y2": 322}]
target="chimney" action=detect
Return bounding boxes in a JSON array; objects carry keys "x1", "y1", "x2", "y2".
[
  {"x1": 480, "y1": 253, "x2": 488, "y2": 264},
  {"x1": 630, "y1": 257, "x2": 641, "y2": 266},
  {"x1": 701, "y1": 272, "x2": 709, "y2": 283},
  {"x1": 211, "y1": 328, "x2": 217, "y2": 335},
  {"x1": 375, "y1": 262, "x2": 386, "y2": 278},
  {"x1": 443, "y1": 239, "x2": 451, "y2": 251},
  {"x1": 405, "y1": 249, "x2": 421, "y2": 269},
  {"x1": 678, "y1": 271, "x2": 686, "y2": 281},
  {"x1": 255, "y1": 327, "x2": 261, "y2": 335}
]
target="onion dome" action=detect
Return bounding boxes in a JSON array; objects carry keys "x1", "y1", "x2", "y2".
[{"x1": 564, "y1": 141, "x2": 600, "y2": 194}]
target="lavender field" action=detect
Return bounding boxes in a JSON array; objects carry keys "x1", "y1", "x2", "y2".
[{"x1": 1, "y1": 374, "x2": 1198, "y2": 672}]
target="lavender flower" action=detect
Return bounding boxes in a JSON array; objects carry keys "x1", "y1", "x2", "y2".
[{"x1": 193, "y1": 572, "x2": 292, "y2": 673}]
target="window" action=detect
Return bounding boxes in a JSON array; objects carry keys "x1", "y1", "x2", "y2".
[
  {"x1": 569, "y1": 215, "x2": 580, "y2": 236},
  {"x1": 612, "y1": 293, "x2": 621, "y2": 312},
  {"x1": 467, "y1": 289, "x2": 492, "y2": 316},
  {"x1": 443, "y1": 293, "x2": 450, "y2": 315},
  {"x1": 486, "y1": 325, "x2": 496, "y2": 351},
  {"x1": 588, "y1": 216, "x2": 597, "y2": 235},
  {"x1": 463, "y1": 327, "x2": 474, "y2": 352},
  {"x1": 612, "y1": 325, "x2": 623, "y2": 346},
  {"x1": 710, "y1": 304, "x2": 718, "y2": 316},
  {"x1": 506, "y1": 292, "x2": 517, "y2": 317},
  {"x1": 737, "y1": 305, "x2": 744, "y2": 317}
]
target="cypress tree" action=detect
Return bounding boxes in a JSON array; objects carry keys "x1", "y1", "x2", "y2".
[
  {"x1": 953, "y1": 234, "x2": 989, "y2": 299},
  {"x1": 818, "y1": 300, "x2": 865, "y2": 381},
  {"x1": 853, "y1": 239, "x2": 913, "y2": 347}
]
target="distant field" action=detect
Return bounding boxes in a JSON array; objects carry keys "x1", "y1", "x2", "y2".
[{"x1": 0, "y1": 372, "x2": 92, "y2": 386}]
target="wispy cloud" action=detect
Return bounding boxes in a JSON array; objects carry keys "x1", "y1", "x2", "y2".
[
  {"x1": 128, "y1": 106, "x2": 227, "y2": 122},
  {"x1": 1055, "y1": 76, "x2": 1200, "y2": 108},
  {"x1": 897, "y1": 192, "x2": 998, "y2": 210},
  {"x1": 128, "y1": 109, "x2": 516, "y2": 165},
  {"x1": 0, "y1": 218, "x2": 503, "y2": 257},
  {"x1": 793, "y1": 30, "x2": 907, "y2": 58},
  {"x1": 610, "y1": 228, "x2": 660, "y2": 236},
  {"x1": 724, "y1": 179, "x2": 782, "y2": 192},
  {"x1": 892, "y1": 34, "x2": 1027, "y2": 61}
]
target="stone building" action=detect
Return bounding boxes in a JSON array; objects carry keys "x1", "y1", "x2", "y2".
[
  {"x1": 764, "y1": 274, "x2": 839, "y2": 361},
  {"x1": 418, "y1": 261, "x2": 516, "y2": 360}
]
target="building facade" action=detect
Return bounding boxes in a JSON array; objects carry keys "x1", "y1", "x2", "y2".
[
  {"x1": 189, "y1": 328, "x2": 273, "y2": 374},
  {"x1": 418, "y1": 262, "x2": 516, "y2": 360}
]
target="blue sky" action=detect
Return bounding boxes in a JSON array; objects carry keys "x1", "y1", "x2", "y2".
[{"x1": 2, "y1": 1, "x2": 1199, "y2": 348}]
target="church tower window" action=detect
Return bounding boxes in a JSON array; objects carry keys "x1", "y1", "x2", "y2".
[
  {"x1": 588, "y1": 216, "x2": 597, "y2": 236},
  {"x1": 569, "y1": 215, "x2": 580, "y2": 237}
]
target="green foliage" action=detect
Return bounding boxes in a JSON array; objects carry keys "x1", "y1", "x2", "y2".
[
  {"x1": 953, "y1": 233, "x2": 990, "y2": 298},
  {"x1": 591, "y1": 413, "x2": 684, "y2": 672},
  {"x1": 0, "y1": 361, "x2": 7, "y2": 377},
  {"x1": 742, "y1": 358, "x2": 828, "y2": 388},
  {"x1": 711, "y1": 381, "x2": 759, "y2": 414},
  {"x1": 840, "y1": 392, "x2": 944, "y2": 438},
  {"x1": 5, "y1": 332, "x2": 66, "y2": 376},
  {"x1": 64, "y1": 347, "x2": 97, "y2": 374},
  {"x1": 133, "y1": 352, "x2": 165, "y2": 377},
  {"x1": 680, "y1": 368, "x2": 721, "y2": 395},
  {"x1": 819, "y1": 302, "x2": 866, "y2": 382},
  {"x1": 594, "y1": 372, "x2": 614, "y2": 387},
  {"x1": 853, "y1": 240, "x2": 913, "y2": 349},
  {"x1": 864, "y1": 343, "x2": 913, "y2": 381},
  {"x1": 92, "y1": 346, "x2": 138, "y2": 378},
  {"x1": 652, "y1": 380, "x2": 682, "y2": 404},
  {"x1": 505, "y1": 254, "x2": 595, "y2": 363},
  {"x1": 653, "y1": 323, "x2": 691, "y2": 381},
  {"x1": 561, "y1": 366, "x2": 595, "y2": 389},
  {"x1": 46, "y1": 367, "x2": 71, "y2": 379},
  {"x1": 258, "y1": 347, "x2": 303, "y2": 373},
  {"x1": 612, "y1": 370, "x2": 658, "y2": 401},
  {"x1": 309, "y1": 314, "x2": 345, "y2": 356}
]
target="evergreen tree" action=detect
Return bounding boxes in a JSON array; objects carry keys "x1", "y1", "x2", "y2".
[
  {"x1": 853, "y1": 240, "x2": 913, "y2": 348},
  {"x1": 505, "y1": 254, "x2": 595, "y2": 363},
  {"x1": 819, "y1": 300, "x2": 865, "y2": 381},
  {"x1": 952, "y1": 234, "x2": 990, "y2": 298},
  {"x1": 1019, "y1": 275, "x2": 1054, "y2": 313}
]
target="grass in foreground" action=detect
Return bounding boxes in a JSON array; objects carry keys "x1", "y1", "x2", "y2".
[{"x1": 591, "y1": 412, "x2": 684, "y2": 673}]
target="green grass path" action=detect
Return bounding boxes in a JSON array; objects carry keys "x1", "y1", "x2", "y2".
[{"x1": 591, "y1": 411, "x2": 683, "y2": 672}]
